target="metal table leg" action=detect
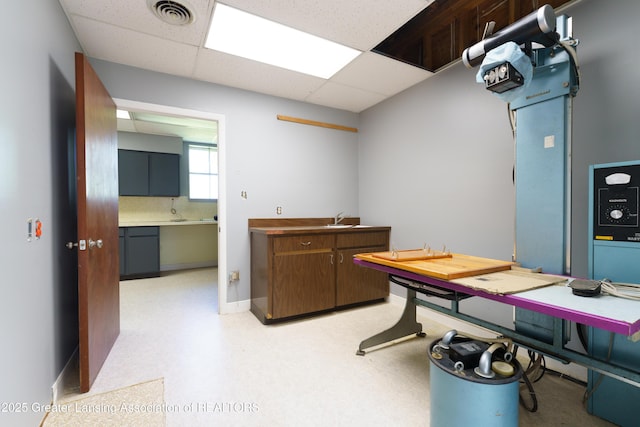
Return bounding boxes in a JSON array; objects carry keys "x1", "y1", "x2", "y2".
[{"x1": 356, "y1": 289, "x2": 425, "y2": 355}]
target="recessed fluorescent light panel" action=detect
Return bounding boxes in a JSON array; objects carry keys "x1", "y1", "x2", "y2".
[
  {"x1": 116, "y1": 109, "x2": 131, "y2": 120},
  {"x1": 205, "y1": 3, "x2": 360, "y2": 79}
]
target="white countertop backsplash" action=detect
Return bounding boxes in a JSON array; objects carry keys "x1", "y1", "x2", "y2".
[
  {"x1": 119, "y1": 219, "x2": 217, "y2": 227},
  {"x1": 119, "y1": 196, "x2": 217, "y2": 227}
]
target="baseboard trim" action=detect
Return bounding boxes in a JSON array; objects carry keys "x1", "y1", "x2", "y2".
[
  {"x1": 219, "y1": 298, "x2": 250, "y2": 314},
  {"x1": 160, "y1": 261, "x2": 217, "y2": 272},
  {"x1": 52, "y1": 347, "x2": 78, "y2": 403}
]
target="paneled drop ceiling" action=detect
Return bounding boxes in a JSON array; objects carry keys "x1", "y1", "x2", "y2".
[
  {"x1": 117, "y1": 111, "x2": 218, "y2": 144},
  {"x1": 58, "y1": 0, "x2": 436, "y2": 113}
]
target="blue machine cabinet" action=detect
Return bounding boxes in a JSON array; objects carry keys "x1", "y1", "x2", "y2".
[
  {"x1": 588, "y1": 161, "x2": 640, "y2": 427},
  {"x1": 511, "y1": 15, "x2": 578, "y2": 343}
]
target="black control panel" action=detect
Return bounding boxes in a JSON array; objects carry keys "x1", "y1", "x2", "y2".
[{"x1": 593, "y1": 164, "x2": 640, "y2": 242}]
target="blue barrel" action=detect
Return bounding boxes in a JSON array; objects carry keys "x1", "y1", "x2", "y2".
[{"x1": 428, "y1": 338, "x2": 521, "y2": 427}]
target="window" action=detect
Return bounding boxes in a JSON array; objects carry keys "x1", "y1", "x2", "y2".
[{"x1": 188, "y1": 143, "x2": 218, "y2": 200}]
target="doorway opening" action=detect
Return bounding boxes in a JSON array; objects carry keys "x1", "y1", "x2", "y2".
[{"x1": 113, "y1": 98, "x2": 228, "y2": 313}]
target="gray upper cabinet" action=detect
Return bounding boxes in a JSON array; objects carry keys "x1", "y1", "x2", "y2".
[
  {"x1": 118, "y1": 150, "x2": 149, "y2": 196},
  {"x1": 119, "y1": 149, "x2": 180, "y2": 197},
  {"x1": 149, "y1": 152, "x2": 180, "y2": 196}
]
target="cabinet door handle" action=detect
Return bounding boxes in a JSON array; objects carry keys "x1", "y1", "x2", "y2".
[
  {"x1": 330, "y1": 254, "x2": 334, "y2": 265},
  {"x1": 339, "y1": 253, "x2": 344, "y2": 264},
  {"x1": 300, "y1": 241, "x2": 312, "y2": 247}
]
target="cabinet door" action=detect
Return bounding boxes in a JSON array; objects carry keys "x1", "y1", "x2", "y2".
[
  {"x1": 273, "y1": 251, "x2": 335, "y2": 318},
  {"x1": 119, "y1": 228, "x2": 125, "y2": 276},
  {"x1": 124, "y1": 227, "x2": 159, "y2": 276},
  {"x1": 149, "y1": 152, "x2": 180, "y2": 196},
  {"x1": 336, "y1": 246, "x2": 389, "y2": 306},
  {"x1": 118, "y1": 150, "x2": 149, "y2": 196}
]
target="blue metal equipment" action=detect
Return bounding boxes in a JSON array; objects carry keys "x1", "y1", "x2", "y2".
[
  {"x1": 470, "y1": 8, "x2": 640, "y2": 426},
  {"x1": 467, "y1": 6, "x2": 640, "y2": 424},
  {"x1": 507, "y1": 13, "x2": 578, "y2": 274},
  {"x1": 587, "y1": 161, "x2": 640, "y2": 427},
  {"x1": 508, "y1": 12, "x2": 579, "y2": 347},
  {"x1": 464, "y1": 6, "x2": 579, "y2": 275},
  {"x1": 428, "y1": 333, "x2": 521, "y2": 427},
  {"x1": 358, "y1": 6, "x2": 640, "y2": 426},
  {"x1": 465, "y1": 6, "x2": 580, "y2": 351}
]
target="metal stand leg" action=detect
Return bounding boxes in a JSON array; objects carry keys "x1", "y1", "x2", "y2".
[{"x1": 356, "y1": 289, "x2": 424, "y2": 355}]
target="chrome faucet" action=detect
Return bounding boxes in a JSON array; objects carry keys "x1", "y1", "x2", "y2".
[{"x1": 334, "y1": 211, "x2": 345, "y2": 225}]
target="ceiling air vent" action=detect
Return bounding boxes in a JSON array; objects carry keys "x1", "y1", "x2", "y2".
[{"x1": 148, "y1": 0, "x2": 195, "y2": 25}]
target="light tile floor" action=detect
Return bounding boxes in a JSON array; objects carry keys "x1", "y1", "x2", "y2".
[{"x1": 62, "y1": 268, "x2": 615, "y2": 426}]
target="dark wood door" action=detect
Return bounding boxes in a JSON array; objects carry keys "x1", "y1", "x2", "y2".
[{"x1": 75, "y1": 52, "x2": 120, "y2": 392}]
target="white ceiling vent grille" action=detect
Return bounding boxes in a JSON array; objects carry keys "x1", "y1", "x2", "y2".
[{"x1": 147, "y1": 0, "x2": 195, "y2": 25}]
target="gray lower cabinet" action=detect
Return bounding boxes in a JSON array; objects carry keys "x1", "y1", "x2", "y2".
[
  {"x1": 120, "y1": 226, "x2": 160, "y2": 279},
  {"x1": 119, "y1": 228, "x2": 126, "y2": 276}
]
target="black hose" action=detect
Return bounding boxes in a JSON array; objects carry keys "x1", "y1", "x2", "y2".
[
  {"x1": 514, "y1": 357, "x2": 538, "y2": 412},
  {"x1": 577, "y1": 323, "x2": 589, "y2": 352}
]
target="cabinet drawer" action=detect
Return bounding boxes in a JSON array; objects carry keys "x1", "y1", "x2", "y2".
[
  {"x1": 126, "y1": 226, "x2": 159, "y2": 237},
  {"x1": 336, "y1": 231, "x2": 388, "y2": 249},
  {"x1": 273, "y1": 234, "x2": 334, "y2": 253}
]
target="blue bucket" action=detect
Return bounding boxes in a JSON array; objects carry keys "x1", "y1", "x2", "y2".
[{"x1": 428, "y1": 338, "x2": 521, "y2": 427}]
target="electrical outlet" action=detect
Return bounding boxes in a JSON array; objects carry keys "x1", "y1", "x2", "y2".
[
  {"x1": 276, "y1": 206, "x2": 282, "y2": 215},
  {"x1": 229, "y1": 271, "x2": 240, "y2": 282}
]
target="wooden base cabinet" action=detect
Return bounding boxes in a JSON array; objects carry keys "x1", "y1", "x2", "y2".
[
  {"x1": 336, "y1": 232, "x2": 390, "y2": 306},
  {"x1": 250, "y1": 224, "x2": 390, "y2": 324},
  {"x1": 274, "y1": 251, "x2": 335, "y2": 318},
  {"x1": 336, "y1": 245, "x2": 389, "y2": 307}
]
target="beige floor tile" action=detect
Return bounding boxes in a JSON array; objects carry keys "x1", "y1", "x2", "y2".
[{"x1": 59, "y1": 268, "x2": 615, "y2": 426}]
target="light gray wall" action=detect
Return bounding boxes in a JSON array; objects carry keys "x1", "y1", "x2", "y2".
[
  {"x1": 359, "y1": 62, "x2": 515, "y2": 260},
  {"x1": 0, "y1": 1, "x2": 81, "y2": 425},
  {"x1": 118, "y1": 131, "x2": 183, "y2": 154},
  {"x1": 359, "y1": 60, "x2": 517, "y2": 325},
  {"x1": 567, "y1": 0, "x2": 640, "y2": 277},
  {"x1": 91, "y1": 59, "x2": 360, "y2": 303},
  {"x1": 359, "y1": 0, "x2": 640, "y2": 326}
]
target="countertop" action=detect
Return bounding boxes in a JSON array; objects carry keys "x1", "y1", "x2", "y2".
[
  {"x1": 120, "y1": 219, "x2": 217, "y2": 227},
  {"x1": 249, "y1": 225, "x2": 391, "y2": 235}
]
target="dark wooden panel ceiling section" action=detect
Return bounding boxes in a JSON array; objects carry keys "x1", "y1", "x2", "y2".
[{"x1": 374, "y1": 0, "x2": 572, "y2": 72}]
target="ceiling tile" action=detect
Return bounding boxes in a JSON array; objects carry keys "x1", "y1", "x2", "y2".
[
  {"x1": 61, "y1": 0, "x2": 214, "y2": 45},
  {"x1": 332, "y1": 52, "x2": 433, "y2": 96},
  {"x1": 221, "y1": 0, "x2": 433, "y2": 50},
  {"x1": 131, "y1": 121, "x2": 216, "y2": 143},
  {"x1": 58, "y1": 0, "x2": 440, "y2": 112},
  {"x1": 305, "y1": 81, "x2": 388, "y2": 112},
  {"x1": 71, "y1": 15, "x2": 199, "y2": 77},
  {"x1": 193, "y1": 48, "x2": 326, "y2": 101},
  {"x1": 117, "y1": 119, "x2": 137, "y2": 133}
]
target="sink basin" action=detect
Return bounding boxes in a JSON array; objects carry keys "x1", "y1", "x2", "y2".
[{"x1": 324, "y1": 224, "x2": 353, "y2": 228}]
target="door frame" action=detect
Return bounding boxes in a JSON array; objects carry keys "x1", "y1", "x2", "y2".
[{"x1": 114, "y1": 98, "x2": 229, "y2": 313}]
